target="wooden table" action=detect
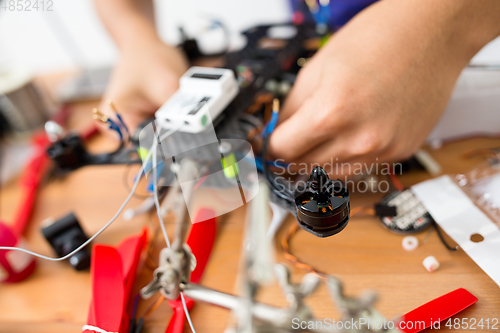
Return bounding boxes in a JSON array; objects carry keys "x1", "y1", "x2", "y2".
[{"x1": 0, "y1": 100, "x2": 499, "y2": 333}]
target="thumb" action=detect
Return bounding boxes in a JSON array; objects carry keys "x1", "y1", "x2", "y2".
[{"x1": 269, "y1": 90, "x2": 332, "y2": 162}]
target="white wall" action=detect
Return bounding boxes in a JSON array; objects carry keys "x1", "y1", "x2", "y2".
[
  {"x1": 1, "y1": 0, "x2": 499, "y2": 74},
  {"x1": 0, "y1": 0, "x2": 290, "y2": 74}
]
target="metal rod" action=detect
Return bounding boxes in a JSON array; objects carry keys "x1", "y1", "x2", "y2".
[
  {"x1": 170, "y1": 158, "x2": 198, "y2": 252},
  {"x1": 183, "y1": 283, "x2": 290, "y2": 324}
]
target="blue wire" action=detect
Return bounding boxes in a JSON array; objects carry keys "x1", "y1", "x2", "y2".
[
  {"x1": 263, "y1": 111, "x2": 279, "y2": 138},
  {"x1": 259, "y1": 109, "x2": 283, "y2": 171},
  {"x1": 115, "y1": 113, "x2": 130, "y2": 135},
  {"x1": 107, "y1": 119, "x2": 123, "y2": 141},
  {"x1": 254, "y1": 157, "x2": 263, "y2": 172},
  {"x1": 146, "y1": 161, "x2": 164, "y2": 193}
]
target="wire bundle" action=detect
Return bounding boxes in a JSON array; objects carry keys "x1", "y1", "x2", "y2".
[
  {"x1": 0, "y1": 125, "x2": 198, "y2": 333},
  {"x1": 92, "y1": 100, "x2": 130, "y2": 142},
  {"x1": 261, "y1": 99, "x2": 296, "y2": 207}
]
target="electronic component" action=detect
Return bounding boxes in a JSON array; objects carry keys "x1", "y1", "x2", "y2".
[
  {"x1": 155, "y1": 67, "x2": 239, "y2": 133},
  {"x1": 422, "y1": 255, "x2": 440, "y2": 272},
  {"x1": 46, "y1": 133, "x2": 87, "y2": 171},
  {"x1": 41, "y1": 212, "x2": 91, "y2": 271},
  {"x1": 402, "y1": 235, "x2": 419, "y2": 251},
  {"x1": 294, "y1": 166, "x2": 350, "y2": 238},
  {"x1": 47, "y1": 133, "x2": 140, "y2": 172},
  {"x1": 375, "y1": 189, "x2": 433, "y2": 234}
]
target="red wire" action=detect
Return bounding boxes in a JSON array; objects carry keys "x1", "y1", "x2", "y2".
[
  {"x1": 388, "y1": 169, "x2": 404, "y2": 192},
  {"x1": 12, "y1": 144, "x2": 50, "y2": 236}
]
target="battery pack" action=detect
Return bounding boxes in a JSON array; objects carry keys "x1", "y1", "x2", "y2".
[{"x1": 155, "y1": 66, "x2": 239, "y2": 133}]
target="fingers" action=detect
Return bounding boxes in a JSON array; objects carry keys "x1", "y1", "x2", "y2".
[
  {"x1": 299, "y1": 144, "x2": 393, "y2": 177},
  {"x1": 269, "y1": 88, "x2": 339, "y2": 161},
  {"x1": 282, "y1": 142, "x2": 394, "y2": 180},
  {"x1": 144, "y1": 71, "x2": 181, "y2": 108},
  {"x1": 100, "y1": 92, "x2": 157, "y2": 131},
  {"x1": 279, "y1": 56, "x2": 324, "y2": 123}
]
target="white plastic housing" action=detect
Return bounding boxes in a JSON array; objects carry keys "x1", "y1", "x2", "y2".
[{"x1": 155, "y1": 66, "x2": 239, "y2": 133}]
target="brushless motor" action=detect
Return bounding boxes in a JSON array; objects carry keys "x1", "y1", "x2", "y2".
[{"x1": 294, "y1": 167, "x2": 350, "y2": 238}]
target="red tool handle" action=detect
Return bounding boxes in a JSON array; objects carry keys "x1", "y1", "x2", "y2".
[
  {"x1": 85, "y1": 230, "x2": 147, "y2": 333},
  {"x1": 12, "y1": 135, "x2": 50, "y2": 237},
  {"x1": 165, "y1": 208, "x2": 217, "y2": 333},
  {"x1": 12, "y1": 118, "x2": 98, "y2": 237},
  {"x1": 165, "y1": 298, "x2": 195, "y2": 333},
  {"x1": 91, "y1": 245, "x2": 125, "y2": 331},
  {"x1": 399, "y1": 288, "x2": 478, "y2": 333}
]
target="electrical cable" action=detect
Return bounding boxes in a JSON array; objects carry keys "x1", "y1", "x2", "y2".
[
  {"x1": 0, "y1": 119, "x2": 195, "y2": 331},
  {"x1": 150, "y1": 123, "x2": 197, "y2": 333},
  {"x1": 350, "y1": 205, "x2": 375, "y2": 217},
  {"x1": 262, "y1": 135, "x2": 294, "y2": 203},
  {"x1": 152, "y1": 146, "x2": 170, "y2": 249},
  {"x1": 142, "y1": 295, "x2": 166, "y2": 319},
  {"x1": 388, "y1": 168, "x2": 404, "y2": 192},
  {"x1": 261, "y1": 99, "x2": 295, "y2": 204},
  {"x1": 181, "y1": 292, "x2": 197, "y2": 333},
  {"x1": 281, "y1": 222, "x2": 327, "y2": 280},
  {"x1": 0, "y1": 147, "x2": 153, "y2": 260},
  {"x1": 434, "y1": 222, "x2": 459, "y2": 251},
  {"x1": 386, "y1": 168, "x2": 456, "y2": 251},
  {"x1": 152, "y1": 151, "x2": 198, "y2": 333},
  {"x1": 282, "y1": 205, "x2": 373, "y2": 278},
  {"x1": 150, "y1": 123, "x2": 183, "y2": 249},
  {"x1": 131, "y1": 294, "x2": 140, "y2": 321},
  {"x1": 108, "y1": 100, "x2": 130, "y2": 136}
]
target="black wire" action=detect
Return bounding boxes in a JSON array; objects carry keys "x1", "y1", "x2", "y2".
[
  {"x1": 134, "y1": 318, "x2": 144, "y2": 333},
  {"x1": 261, "y1": 134, "x2": 294, "y2": 203},
  {"x1": 434, "y1": 222, "x2": 459, "y2": 251}
]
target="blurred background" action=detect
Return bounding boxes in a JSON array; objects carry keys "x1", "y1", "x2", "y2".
[{"x1": 0, "y1": 0, "x2": 290, "y2": 72}]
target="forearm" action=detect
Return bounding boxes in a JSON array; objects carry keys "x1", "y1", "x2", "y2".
[
  {"x1": 383, "y1": 0, "x2": 500, "y2": 64},
  {"x1": 94, "y1": 0, "x2": 159, "y2": 51},
  {"x1": 315, "y1": 0, "x2": 500, "y2": 98}
]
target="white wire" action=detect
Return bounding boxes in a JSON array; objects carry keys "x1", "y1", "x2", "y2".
[
  {"x1": 0, "y1": 119, "x2": 197, "y2": 332},
  {"x1": 150, "y1": 123, "x2": 183, "y2": 247},
  {"x1": 152, "y1": 145, "x2": 171, "y2": 248},
  {"x1": 0, "y1": 121, "x2": 180, "y2": 259},
  {"x1": 151, "y1": 124, "x2": 197, "y2": 333},
  {"x1": 181, "y1": 292, "x2": 197, "y2": 333},
  {"x1": 0, "y1": 149, "x2": 152, "y2": 261}
]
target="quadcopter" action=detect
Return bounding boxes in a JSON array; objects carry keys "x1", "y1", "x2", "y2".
[{"x1": 46, "y1": 23, "x2": 351, "y2": 239}]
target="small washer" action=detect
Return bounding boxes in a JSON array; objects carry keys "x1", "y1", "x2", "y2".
[{"x1": 402, "y1": 236, "x2": 419, "y2": 251}]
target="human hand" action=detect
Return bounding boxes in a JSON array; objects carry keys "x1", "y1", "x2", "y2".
[
  {"x1": 99, "y1": 38, "x2": 188, "y2": 131},
  {"x1": 269, "y1": 0, "x2": 500, "y2": 176}
]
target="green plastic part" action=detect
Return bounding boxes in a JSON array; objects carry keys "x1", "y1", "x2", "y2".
[
  {"x1": 222, "y1": 153, "x2": 239, "y2": 179},
  {"x1": 137, "y1": 147, "x2": 149, "y2": 161}
]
